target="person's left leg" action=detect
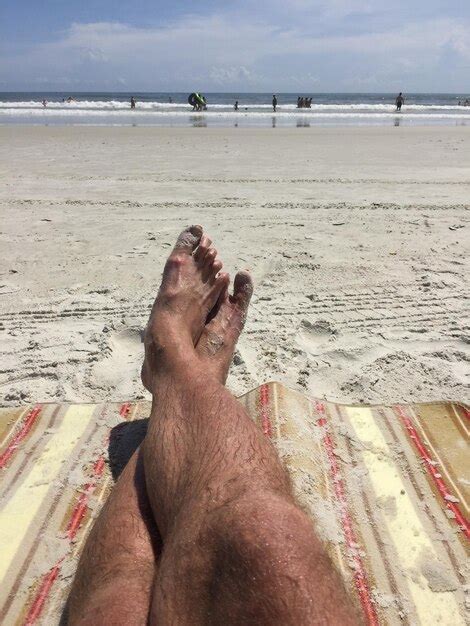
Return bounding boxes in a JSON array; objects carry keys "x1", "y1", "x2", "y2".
[{"x1": 67, "y1": 449, "x2": 159, "y2": 625}]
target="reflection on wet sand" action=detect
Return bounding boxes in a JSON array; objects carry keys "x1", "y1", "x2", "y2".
[
  {"x1": 190, "y1": 115, "x2": 207, "y2": 127},
  {"x1": 296, "y1": 118, "x2": 311, "y2": 128},
  {"x1": 394, "y1": 117, "x2": 401, "y2": 127}
]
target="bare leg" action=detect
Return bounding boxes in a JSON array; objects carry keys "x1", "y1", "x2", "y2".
[
  {"x1": 68, "y1": 449, "x2": 159, "y2": 625},
  {"x1": 68, "y1": 226, "x2": 229, "y2": 625},
  {"x1": 142, "y1": 240, "x2": 360, "y2": 624}
]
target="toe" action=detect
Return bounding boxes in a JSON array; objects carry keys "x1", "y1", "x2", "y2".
[
  {"x1": 231, "y1": 271, "x2": 254, "y2": 313},
  {"x1": 194, "y1": 235, "x2": 212, "y2": 264},
  {"x1": 213, "y1": 272, "x2": 230, "y2": 299},
  {"x1": 209, "y1": 272, "x2": 230, "y2": 309},
  {"x1": 197, "y1": 272, "x2": 230, "y2": 339},
  {"x1": 212, "y1": 259, "x2": 223, "y2": 277},
  {"x1": 202, "y1": 248, "x2": 217, "y2": 280},
  {"x1": 204, "y1": 247, "x2": 217, "y2": 265},
  {"x1": 206, "y1": 276, "x2": 228, "y2": 323},
  {"x1": 172, "y1": 225, "x2": 203, "y2": 255}
]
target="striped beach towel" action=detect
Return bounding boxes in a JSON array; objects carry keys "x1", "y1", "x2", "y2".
[{"x1": 0, "y1": 383, "x2": 468, "y2": 625}]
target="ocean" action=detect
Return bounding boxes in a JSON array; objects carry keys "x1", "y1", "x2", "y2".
[{"x1": 1, "y1": 92, "x2": 469, "y2": 127}]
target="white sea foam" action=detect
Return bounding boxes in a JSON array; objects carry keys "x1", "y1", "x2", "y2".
[
  {"x1": 0, "y1": 100, "x2": 468, "y2": 112},
  {"x1": 0, "y1": 107, "x2": 469, "y2": 120},
  {"x1": 1, "y1": 99, "x2": 469, "y2": 126}
]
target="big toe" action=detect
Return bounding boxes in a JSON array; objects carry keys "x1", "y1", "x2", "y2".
[
  {"x1": 232, "y1": 270, "x2": 254, "y2": 313},
  {"x1": 172, "y1": 224, "x2": 203, "y2": 254}
]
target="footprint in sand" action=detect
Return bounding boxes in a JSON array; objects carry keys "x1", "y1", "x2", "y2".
[
  {"x1": 297, "y1": 319, "x2": 338, "y2": 355},
  {"x1": 91, "y1": 327, "x2": 144, "y2": 395}
]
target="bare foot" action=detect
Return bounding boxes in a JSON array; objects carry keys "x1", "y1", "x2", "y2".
[
  {"x1": 197, "y1": 270, "x2": 253, "y2": 383},
  {"x1": 142, "y1": 225, "x2": 229, "y2": 391}
]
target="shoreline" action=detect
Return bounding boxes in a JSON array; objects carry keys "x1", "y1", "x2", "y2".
[
  {"x1": 1, "y1": 116, "x2": 469, "y2": 129},
  {"x1": 2, "y1": 93, "x2": 469, "y2": 128},
  {"x1": 3, "y1": 123, "x2": 470, "y2": 132}
]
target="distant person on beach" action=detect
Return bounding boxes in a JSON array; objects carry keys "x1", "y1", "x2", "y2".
[
  {"x1": 169, "y1": 96, "x2": 173, "y2": 103},
  {"x1": 272, "y1": 94, "x2": 278, "y2": 112},
  {"x1": 192, "y1": 94, "x2": 207, "y2": 111},
  {"x1": 42, "y1": 100, "x2": 47, "y2": 108},
  {"x1": 297, "y1": 97, "x2": 312, "y2": 109},
  {"x1": 234, "y1": 100, "x2": 239, "y2": 111},
  {"x1": 395, "y1": 92, "x2": 404, "y2": 111},
  {"x1": 130, "y1": 97, "x2": 136, "y2": 109},
  {"x1": 68, "y1": 225, "x2": 359, "y2": 626},
  {"x1": 194, "y1": 95, "x2": 206, "y2": 111}
]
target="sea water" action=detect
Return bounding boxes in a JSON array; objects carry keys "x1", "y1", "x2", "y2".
[{"x1": 1, "y1": 92, "x2": 469, "y2": 127}]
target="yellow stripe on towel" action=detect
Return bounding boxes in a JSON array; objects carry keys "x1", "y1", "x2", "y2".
[
  {"x1": 0, "y1": 405, "x2": 95, "y2": 587},
  {"x1": 346, "y1": 407, "x2": 462, "y2": 625}
]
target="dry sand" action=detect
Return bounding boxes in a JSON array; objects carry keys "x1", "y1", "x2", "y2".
[{"x1": 0, "y1": 125, "x2": 468, "y2": 405}]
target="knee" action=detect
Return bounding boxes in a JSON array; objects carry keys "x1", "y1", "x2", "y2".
[
  {"x1": 234, "y1": 491, "x2": 313, "y2": 541},
  {"x1": 201, "y1": 494, "x2": 326, "y2": 622},
  {"x1": 209, "y1": 492, "x2": 320, "y2": 581}
]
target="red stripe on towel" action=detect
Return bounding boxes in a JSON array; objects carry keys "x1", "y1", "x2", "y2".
[
  {"x1": 24, "y1": 560, "x2": 62, "y2": 625},
  {"x1": 0, "y1": 405, "x2": 42, "y2": 469},
  {"x1": 66, "y1": 455, "x2": 106, "y2": 539},
  {"x1": 315, "y1": 403, "x2": 379, "y2": 626},
  {"x1": 396, "y1": 405, "x2": 470, "y2": 540}
]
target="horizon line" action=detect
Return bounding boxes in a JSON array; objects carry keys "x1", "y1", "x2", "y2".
[{"x1": 0, "y1": 90, "x2": 468, "y2": 95}]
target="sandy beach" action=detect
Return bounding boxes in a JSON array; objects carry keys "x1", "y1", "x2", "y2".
[{"x1": 0, "y1": 125, "x2": 468, "y2": 406}]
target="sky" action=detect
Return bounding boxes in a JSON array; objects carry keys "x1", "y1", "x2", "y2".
[{"x1": 1, "y1": 1, "x2": 469, "y2": 92}]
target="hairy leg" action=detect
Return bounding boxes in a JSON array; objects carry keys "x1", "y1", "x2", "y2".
[
  {"x1": 145, "y1": 372, "x2": 358, "y2": 625},
  {"x1": 143, "y1": 261, "x2": 359, "y2": 624},
  {"x1": 68, "y1": 226, "x2": 228, "y2": 625},
  {"x1": 67, "y1": 449, "x2": 159, "y2": 625}
]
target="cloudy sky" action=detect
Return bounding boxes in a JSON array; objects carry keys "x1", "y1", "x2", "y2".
[{"x1": 1, "y1": 1, "x2": 469, "y2": 92}]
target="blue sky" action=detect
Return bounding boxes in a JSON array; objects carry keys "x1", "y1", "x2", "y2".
[{"x1": 1, "y1": 1, "x2": 469, "y2": 92}]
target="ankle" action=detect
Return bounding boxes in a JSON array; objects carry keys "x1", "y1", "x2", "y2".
[{"x1": 143, "y1": 330, "x2": 197, "y2": 387}]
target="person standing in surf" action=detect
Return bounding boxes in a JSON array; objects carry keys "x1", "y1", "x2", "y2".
[
  {"x1": 395, "y1": 92, "x2": 404, "y2": 111},
  {"x1": 272, "y1": 94, "x2": 278, "y2": 112}
]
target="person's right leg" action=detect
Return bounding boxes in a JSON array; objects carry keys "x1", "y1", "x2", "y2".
[{"x1": 142, "y1": 241, "x2": 360, "y2": 624}]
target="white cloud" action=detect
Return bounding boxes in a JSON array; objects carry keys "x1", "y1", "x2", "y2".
[
  {"x1": 1, "y1": 12, "x2": 469, "y2": 91},
  {"x1": 209, "y1": 66, "x2": 256, "y2": 85},
  {"x1": 78, "y1": 47, "x2": 109, "y2": 62}
]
